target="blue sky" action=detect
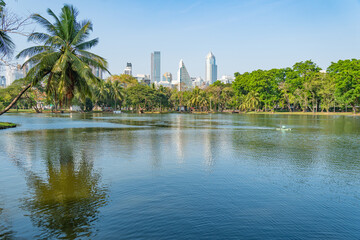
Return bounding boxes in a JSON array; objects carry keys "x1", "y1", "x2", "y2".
[{"x1": 6, "y1": 0, "x2": 360, "y2": 78}]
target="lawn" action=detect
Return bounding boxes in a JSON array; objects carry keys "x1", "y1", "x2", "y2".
[{"x1": 0, "y1": 122, "x2": 17, "y2": 129}]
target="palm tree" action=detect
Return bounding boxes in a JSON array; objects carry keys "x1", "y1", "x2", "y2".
[
  {"x1": 247, "y1": 91, "x2": 260, "y2": 111},
  {"x1": 110, "y1": 80, "x2": 123, "y2": 110},
  {"x1": 242, "y1": 91, "x2": 260, "y2": 111},
  {"x1": 188, "y1": 87, "x2": 201, "y2": 110},
  {"x1": 0, "y1": 4, "x2": 108, "y2": 115},
  {"x1": 0, "y1": 0, "x2": 15, "y2": 59},
  {"x1": 199, "y1": 92, "x2": 209, "y2": 112},
  {"x1": 238, "y1": 95, "x2": 247, "y2": 112}
]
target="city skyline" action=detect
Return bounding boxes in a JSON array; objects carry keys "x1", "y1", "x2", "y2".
[{"x1": 4, "y1": 0, "x2": 360, "y2": 78}]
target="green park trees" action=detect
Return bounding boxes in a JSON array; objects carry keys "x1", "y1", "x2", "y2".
[
  {"x1": 230, "y1": 60, "x2": 360, "y2": 113},
  {"x1": 328, "y1": 59, "x2": 360, "y2": 114},
  {"x1": 0, "y1": 4, "x2": 108, "y2": 115},
  {"x1": 0, "y1": 1, "x2": 359, "y2": 115}
]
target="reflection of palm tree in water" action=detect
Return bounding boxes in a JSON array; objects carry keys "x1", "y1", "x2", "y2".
[
  {"x1": 0, "y1": 204, "x2": 15, "y2": 239},
  {"x1": 9, "y1": 131, "x2": 108, "y2": 239}
]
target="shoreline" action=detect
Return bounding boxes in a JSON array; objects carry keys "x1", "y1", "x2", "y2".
[{"x1": 4, "y1": 109, "x2": 360, "y2": 116}]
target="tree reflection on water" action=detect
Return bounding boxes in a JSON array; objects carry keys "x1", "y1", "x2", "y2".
[
  {"x1": 0, "y1": 206, "x2": 15, "y2": 240},
  {"x1": 12, "y1": 129, "x2": 109, "y2": 239}
]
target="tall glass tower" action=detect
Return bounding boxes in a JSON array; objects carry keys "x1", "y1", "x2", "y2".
[
  {"x1": 205, "y1": 52, "x2": 217, "y2": 85},
  {"x1": 151, "y1": 51, "x2": 161, "y2": 83},
  {"x1": 123, "y1": 62, "x2": 132, "y2": 76},
  {"x1": 177, "y1": 59, "x2": 191, "y2": 91}
]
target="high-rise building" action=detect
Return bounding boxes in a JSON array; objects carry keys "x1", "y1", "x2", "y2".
[
  {"x1": 135, "y1": 74, "x2": 151, "y2": 85},
  {"x1": 192, "y1": 77, "x2": 205, "y2": 88},
  {"x1": 5, "y1": 64, "x2": 24, "y2": 87},
  {"x1": 91, "y1": 66, "x2": 103, "y2": 79},
  {"x1": 205, "y1": 52, "x2": 217, "y2": 85},
  {"x1": 22, "y1": 55, "x2": 33, "y2": 76},
  {"x1": 219, "y1": 75, "x2": 234, "y2": 84},
  {"x1": 124, "y1": 62, "x2": 132, "y2": 76},
  {"x1": 151, "y1": 51, "x2": 161, "y2": 83},
  {"x1": 162, "y1": 72, "x2": 172, "y2": 83},
  {"x1": 177, "y1": 59, "x2": 191, "y2": 91},
  {"x1": 0, "y1": 76, "x2": 6, "y2": 88}
]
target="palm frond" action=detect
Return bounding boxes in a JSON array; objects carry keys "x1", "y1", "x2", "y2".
[
  {"x1": 28, "y1": 32, "x2": 51, "y2": 43},
  {"x1": 24, "y1": 61, "x2": 52, "y2": 86},
  {"x1": 44, "y1": 35, "x2": 66, "y2": 47},
  {"x1": 46, "y1": 8, "x2": 65, "y2": 39},
  {"x1": 0, "y1": 30, "x2": 15, "y2": 57},
  {"x1": 31, "y1": 13, "x2": 57, "y2": 35},
  {"x1": 77, "y1": 49, "x2": 109, "y2": 72},
  {"x1": 16, "y1": 46, "x2": 54, "y2": 59},
  {"x1": 71, "y1": 21, "x2": 92, "y2": 46},
  {"x1": 75, "y1": 38, "x2": 98, "y2": 50},
  {"x1": 23, "y1": 50, "x2": 59, "y2": 66},
  {"x1": 69, "y1": 53, "x2": 100, "y2": 85}
]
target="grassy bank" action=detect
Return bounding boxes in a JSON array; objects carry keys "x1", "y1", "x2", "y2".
[
  {"x1": 244, "y1": 111, "x2": 359, "y2": 116},
  {"x1": 4, "y1": 109, "x2": 360, "y2": 116},
  {"x1": 0, "y1": 122, "x2": 17, "y2": 130},
  {"x1": 7, "y1": 109, "x2": 39, "y2": 113}
]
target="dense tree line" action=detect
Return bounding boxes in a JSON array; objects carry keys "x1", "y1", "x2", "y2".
[
  {"x1": 233, "y1": 59, "x2": 360, "y2": 113},
  {"x1": 2, "y1": 59, "x2": 360, "y2": 114},
  {"x1": 65, "y1": 58, "x2": 360, "y2": 114}
]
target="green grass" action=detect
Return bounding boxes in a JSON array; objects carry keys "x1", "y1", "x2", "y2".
[
  {"x1": 7, "y1": 109, "x2": 37, "y2": 113},
  {"x1": 0, "y1": 122, "x2": 17, "y2": 129}
]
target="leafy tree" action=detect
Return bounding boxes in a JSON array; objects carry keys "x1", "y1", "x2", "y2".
[
  {"x1": 328, "y1": 59, "x2": 360, "y2": 113},
  {"x1": 108, "y1": 74, "x2": 137, "y2": 88},
  {"x1": 0, "y1": 0, "x2": 15, "y2": 58},
  {"x1": 0, "y1": 4, "x2": 109, "y2": 115},
  {"x1": 318, "y1": 73, "x2": 336, "y2": 112}
]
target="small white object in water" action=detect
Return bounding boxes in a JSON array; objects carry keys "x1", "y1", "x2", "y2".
[{"x1": 276, "y1": 126, "x2": 292, "y2": 131}]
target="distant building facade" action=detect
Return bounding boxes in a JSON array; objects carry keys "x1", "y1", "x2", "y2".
[
  {"x1": 162, "y1": 72, "x2": 172, "y2": 83},
  {"x1": 91, "y1": 66, "x2": 103, "y2": 79},
  {"x1": 0, "y1": 76, "x2": 6, "y2": 88},
  {"x1": 157, "y1": 81, "x2": 172, "y2": 88},
  {"x1": 22, "y1": 55, "x2": 33, "y2": 76},
  {"x1": 124, "y1": 62, "x2": 132, "y2": 76},
  {"x1": 151, "y1": 51, "x2": 161, "y2": 83},
  {"x1": 177, "y1": 59, "x2": 191, "y2": 91},
  {"x1": 219, "y1": 75, "x2": 234, "y2": 84},
  {"x1": 205, "y1": 52, "x2": 217, "y2": 85},
  {"x1": 192, "y1": 77, "x2": 205, "y2": 88},
  {"x1": 5, "y1": 64, "x2": 24, "y2": 86},
  {"x1": 135, "y1": 74, "x2": 151, "y2": 85}
]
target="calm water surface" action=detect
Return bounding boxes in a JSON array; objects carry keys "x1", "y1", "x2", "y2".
[{"x1": 0, "y1": 113, "x2": 359, "y2": 239}]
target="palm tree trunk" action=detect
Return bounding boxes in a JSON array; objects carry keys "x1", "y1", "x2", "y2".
[{"x1": 0, "y1": 83, "x2": 32, "y2": 116}]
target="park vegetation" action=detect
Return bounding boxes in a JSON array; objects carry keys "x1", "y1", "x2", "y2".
[
  {"x1": 1, "y1": 58, "x2": 360, "y2": 114},
  {"x1": 0, "y1": 1, "x2": 360, "y2": 115},
  {"x1": 0, "y1": 121, "x2": 16, "y2": 129}
]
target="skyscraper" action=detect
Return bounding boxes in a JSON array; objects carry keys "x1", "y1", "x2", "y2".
[
  {"x1": 151, "y1": 51, "x2": 161, "y2": 83},
  {"x1": 22, "y1": 55, "x2": 33, "y2": 76},
  {"x1": 205, "y1": 52, "x2": 217, "y2": 85},
  {"x1": 124, "y1": 62, "x2": 132, "y2": 76},
  {"x1": 5, "y1": 64, "x2": 24, "y2": 87},
  {"x1": 91, "y1": 66, "x2": 103, "y2": 79},
  {"x1": 162, "y1": 72, "x2": 172, "y2": 83},
  {"x1": 0, "y1": 76, "x2": 6, "y2": 88},
  {"x1": 177, "y1": 59, "x2": 191, "y2": 91}
]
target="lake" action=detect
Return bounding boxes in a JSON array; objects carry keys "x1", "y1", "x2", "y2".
[{"x1": 0, "y1": 113, "x2": 359, "y2": 239}]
